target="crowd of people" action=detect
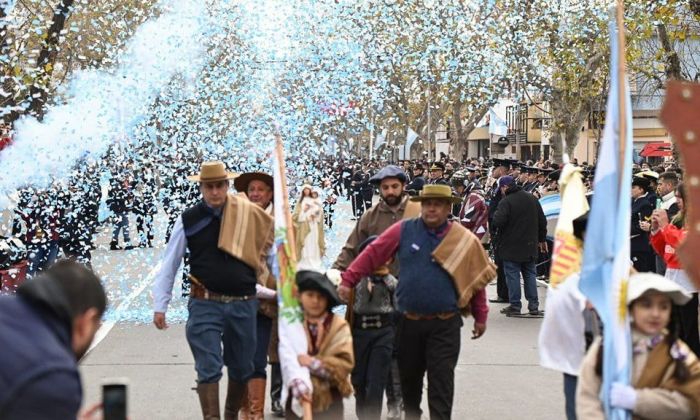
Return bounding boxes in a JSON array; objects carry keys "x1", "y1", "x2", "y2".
[{"x1": 0, "y1": 151, "x2": 698, "y2": 420}]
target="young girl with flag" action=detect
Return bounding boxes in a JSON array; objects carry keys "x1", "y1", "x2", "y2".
[{"x1": 576, "y1": 273, "x2": 700, "y2": 419}]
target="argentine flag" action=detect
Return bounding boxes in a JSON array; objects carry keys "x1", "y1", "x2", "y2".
[{"x1": 578, "y1": 19, "x2": 633, "y2": 420}]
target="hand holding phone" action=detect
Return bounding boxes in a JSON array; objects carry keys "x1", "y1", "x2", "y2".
[{"x1": 103, "y1": 379, "x2": 128, "y2": 420}]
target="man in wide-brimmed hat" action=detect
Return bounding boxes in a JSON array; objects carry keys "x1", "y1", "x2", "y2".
[
  {"x1": 234, "y1": 170, "x2": 283, "y2": 418},
  {"x1": 153, "y1": 161, "x2": 274, "y2": 420},
  {"x1": 235, "y1": 172, "x2": 274, "y2": 214},
  {"x1": 338, "y1": 184, "x2": 496, "y2": 420}
]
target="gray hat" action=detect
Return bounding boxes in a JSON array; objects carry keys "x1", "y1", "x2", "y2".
[{"x1": 369, "y1": 165, "x2": 408, "y2": 184}]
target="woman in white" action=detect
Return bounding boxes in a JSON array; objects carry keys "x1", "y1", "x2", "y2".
[{"x1": 293, "y1": 184, "x2": 325, "y2": 271}]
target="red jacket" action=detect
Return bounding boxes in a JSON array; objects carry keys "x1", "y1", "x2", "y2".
[{"x1": 650, "y1": 224, "x2": 686, "y2": 269}]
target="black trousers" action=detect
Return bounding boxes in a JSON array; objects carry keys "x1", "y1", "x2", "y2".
[
  {"x1": 270, "y1": 362, "x2": 282, "y2": 402},
  {"x1": 362, "y1": 192, "x2": 373, "y2": 213},
  {"x1": 352, "y1": 326, "x2": 394, "y2": 420},
  {"x1": 674, "y1": 293, "x2": 700, "y2": 356},
  {"x1": 352, "y1": 192, "x2": 364, "y2": 217},
  {"x1": 386, "y1": 311, "x2": 403, "y2": 410},
  {"x1": 136, "y1": 214, "x2": 154, "y2": 245},
  {"x1": 495, "y1": 252, "x2": 508, "y2": 300},
  {"x1": 397, "y1": 315, "x2": 462, "y2": 420}
]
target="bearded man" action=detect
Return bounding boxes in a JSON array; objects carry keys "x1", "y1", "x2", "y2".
[{"x1": 332, "y1": 165, "x2": 420, "y2": 419}]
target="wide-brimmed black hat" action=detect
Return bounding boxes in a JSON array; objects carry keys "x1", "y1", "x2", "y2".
[
  {"x1": 234, "y1": 172, "x2": 273, "y2": 193},
  {"x1": 632, "y1": 176, "x2": 651, "y2": 190},
  {"x1": 296, "y1": 270, "x2": 341, "y2": 308}
]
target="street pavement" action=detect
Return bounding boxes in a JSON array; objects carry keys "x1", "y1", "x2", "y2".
[{"x1": 80, "y1": 198, "x2": 565, "y2": 419}]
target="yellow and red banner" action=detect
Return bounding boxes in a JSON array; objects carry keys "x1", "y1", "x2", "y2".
[{"x1": 549, "y1": 164, "x2": 589, "y2": 288}]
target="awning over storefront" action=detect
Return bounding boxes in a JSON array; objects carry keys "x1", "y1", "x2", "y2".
[{"x1": 639, "y1": 142, "x2": 672, "y2": 157}]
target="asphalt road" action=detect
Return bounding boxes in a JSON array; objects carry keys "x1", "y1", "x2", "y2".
[{"x1": 80, "y1": 198, "x2": 565, "y2": 419}]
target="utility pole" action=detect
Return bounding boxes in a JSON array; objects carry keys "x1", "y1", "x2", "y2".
[{"x1": 427, "y1": 88, "x2": 432, "y2": 161}]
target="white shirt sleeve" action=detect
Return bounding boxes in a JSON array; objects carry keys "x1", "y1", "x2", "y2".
[{"x1": 152, "y1": 216, "x2": 187, "y2": 313}]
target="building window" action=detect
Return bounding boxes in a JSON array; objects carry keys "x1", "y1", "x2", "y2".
[
  {"x1": 506, "y1": 105, "x2": 517, "y2": 134},
  {"x1": 518, "y1": 105, "x2": 527, "y2": 134}
]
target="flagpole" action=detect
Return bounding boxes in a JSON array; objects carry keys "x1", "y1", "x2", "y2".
[
  {"x1": 616, "y1": 0, "x2": 627, "y2": 186},
  {"x1": 275, "y1": 134, "x2": 298, "y2": 262},
  {"x1": 274, "y1": 133, "x2": 313, "y2": 419}
]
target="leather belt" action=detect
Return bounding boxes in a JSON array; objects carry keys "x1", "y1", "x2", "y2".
[
  {"x1": 189, "y1": 275, "x2": 254, "y2": 304},
  {"x1": 352, "y1": 313, "x2": 392, "y2": 329},
  {"x1": 404, "y1": 311, "x2": 458, "y2": 321}
]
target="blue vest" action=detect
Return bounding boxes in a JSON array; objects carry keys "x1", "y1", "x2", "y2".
[{"x1": 396, "y1": 219, "x2": 458, "y2": 314}]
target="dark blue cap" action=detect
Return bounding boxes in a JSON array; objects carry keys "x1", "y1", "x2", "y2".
[
  {"x1": 498, "y1": 176, "x2": 516, "y2": 188},
  {"x1": 369, "y1": 165, "x2": 408, "y2": 184}
]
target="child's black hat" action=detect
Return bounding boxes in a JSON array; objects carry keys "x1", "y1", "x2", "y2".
[{"x1": 296, "y1": 270, "x2": 341, "y2": 308}]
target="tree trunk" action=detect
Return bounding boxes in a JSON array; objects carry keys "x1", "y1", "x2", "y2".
[
  {"x1": 449, "y1": 102, "x2": 489, "y2": 161},
  {"x1": 0, "y1": 0, "x2": 20, "y2": 125},
  {"x1": 551, "y1": 114, "x2": 587, "y2": 164},
  {"x1": 450, "y1": 100, "x2": 467, "y2": 161},
  {"x1": 656, "y1": 23, "x2": 683, "y2": 81},
  {"x1": 25, "y1": 0, "x2": 75, "y2": 120},
  {"x1": 656, "y1": 22, "x2": 684, "y2": 163}
]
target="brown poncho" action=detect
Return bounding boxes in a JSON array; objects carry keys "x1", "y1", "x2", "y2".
[{"x1": 308, "y1": 314, "x2": 354, "y2": 413}]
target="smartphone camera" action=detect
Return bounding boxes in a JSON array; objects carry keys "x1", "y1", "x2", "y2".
[{"x1": 103, "y1": 379, "x2": 128, "y2": 420}]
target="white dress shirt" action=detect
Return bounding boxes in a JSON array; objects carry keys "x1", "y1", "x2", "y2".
[
  {"x1": 152, "y1": 213, "x2": 277, "y2": 313},
  {"x1": 152, "y1": 216, "x2": 187, "y2": 313}
]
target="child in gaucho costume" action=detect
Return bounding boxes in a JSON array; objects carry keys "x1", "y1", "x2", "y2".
[
  {"x1": 286, "y1": 270, "x2": 354, "y2": 419},
  {"x1": 576, "y1": 273, "x2": 700, "y2": 419}
]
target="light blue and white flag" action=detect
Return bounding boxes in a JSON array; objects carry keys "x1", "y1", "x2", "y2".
[
  {"x1": 488, "y1": 101, "x2": 509, "y2": 136},
  {"x1": 578, "y1": 18, "x2": 633, "y2": 420},
  {"x1": 405, "y1": 128, "x2": 419, "y2": 151},
  {"x1": 374, "y1": 129, "x2": 387, "y2": 151}
]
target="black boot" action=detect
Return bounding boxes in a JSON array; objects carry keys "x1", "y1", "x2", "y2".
[
  {"x1": 110, "y1": 240, "x2": 121, "y2": 251},
  {"x1": 270, "y1": 363, "x2": 284, "y2": 417}
]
